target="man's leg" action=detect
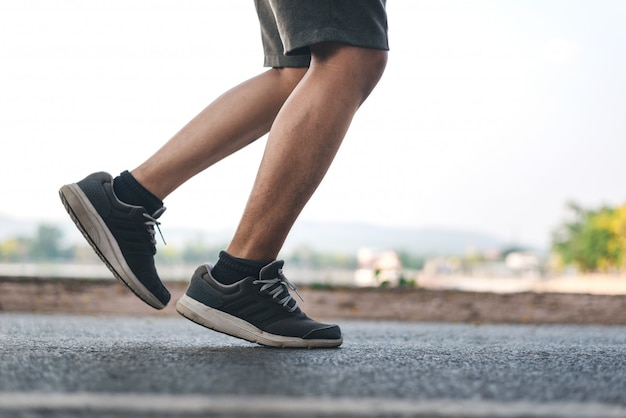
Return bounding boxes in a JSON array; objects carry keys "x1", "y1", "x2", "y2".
[
  {"x1": 227, "y1": 42, "x2": 388, "y2": 260},
  {"x1": 131, "y1": 68, "x2": 307, "y2": 200},
  {"x1": 176, "y1": 42, "x2": 387, "y2": 347}
]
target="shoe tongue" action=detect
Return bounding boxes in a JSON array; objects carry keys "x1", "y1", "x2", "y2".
[{"x1": 259, "y1": 260, "x2": 284, "y2": 279}]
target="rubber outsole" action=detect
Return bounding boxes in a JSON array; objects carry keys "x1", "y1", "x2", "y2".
[{"x1": 59, "y1": 184, "x2": 166, "y2": 310}]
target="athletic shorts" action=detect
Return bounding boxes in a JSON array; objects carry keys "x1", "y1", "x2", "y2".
[{"x1": 254, "y1": 0, "x2": 389, "y2": 68}]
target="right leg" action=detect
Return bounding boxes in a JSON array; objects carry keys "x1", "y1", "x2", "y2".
[{"x1": 132, "y1": 67, "x2": 307, "y2": 200}]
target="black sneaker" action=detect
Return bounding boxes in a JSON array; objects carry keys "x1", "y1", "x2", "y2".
[
  {"x1": 59, "y1": 172, "x2": 170, "y2": 309},
  {"x1": 176, "y1": 261, "x2": 343, "y2": 348}
]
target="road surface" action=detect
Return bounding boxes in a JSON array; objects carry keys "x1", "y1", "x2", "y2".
[{"x1": 1, "y1": 313, "x2": 625, "y2": 417}]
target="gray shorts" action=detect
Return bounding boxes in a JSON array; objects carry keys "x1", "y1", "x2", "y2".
[{"x1": 254, "y1": 0, "x2": 389, "y2": 68}]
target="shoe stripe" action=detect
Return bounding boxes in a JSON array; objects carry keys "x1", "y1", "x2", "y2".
[
  {"x1": 186, "y1": 275, "x2": 296, "y2": 327},
  {"x1": 220, "y1": 296, "x2": 294, "y2": 327}
]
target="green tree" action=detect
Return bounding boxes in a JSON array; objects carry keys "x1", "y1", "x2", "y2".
[
  {"x1": 552, "y1": 202, "x2": 625, "y2": 272},
  {"x1": 29, "y1": 224, "x2": 68, "y2": 260},
  {"x1": 395, "y1": 250, "x2": 424, "y2": 270},
  {"x1": 284, "y1": 246, "x2": 357, "y2": 269},
  {"x1": 181, "y1": 241, "x2": 221, "y2": 264},
  {"x1": 0, "y1": 237, "x2": 29, "y2": 262}
]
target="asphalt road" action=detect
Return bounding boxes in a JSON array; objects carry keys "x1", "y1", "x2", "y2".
[{"x1": 1, "y1": 313, "x2": 625, "y2": 417}]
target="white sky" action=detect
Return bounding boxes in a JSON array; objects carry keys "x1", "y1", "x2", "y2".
[{"x1": 1, "y1": 0, "x2": 625, "y2": 249}]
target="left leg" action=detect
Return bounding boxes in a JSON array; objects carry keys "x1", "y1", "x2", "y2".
[
  {"x1": 176, "y1": 42, "x2": 387, "y2": 348},
  {"x1": 177, "y1": 0, "x2": 389, "y2": 348},
  {"x1": 227, "y1": 42, "x2": 388, "y2": 260}
]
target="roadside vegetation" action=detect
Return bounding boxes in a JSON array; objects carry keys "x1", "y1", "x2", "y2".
[
  {"x1": 552, "y1": 202, "x2": 626, "y2": 273},
  {"x1": 2, "y1": 201, "x2": 626, "y2": 276}
]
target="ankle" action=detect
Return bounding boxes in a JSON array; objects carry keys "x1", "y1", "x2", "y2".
[
  {"x1": 211, "y1": 251, "x2": 273, "y2": 285},
  {"x1": 112, "y1": 170, "x2": 163, "y2": 215}
]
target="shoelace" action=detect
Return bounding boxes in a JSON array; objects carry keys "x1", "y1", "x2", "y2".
[
  {"x1": 142, "y1": 213, "x2": 166, "y2": 249},
  {"x1": 253, "y1": 269, "x2": 303, "y2": 312}
]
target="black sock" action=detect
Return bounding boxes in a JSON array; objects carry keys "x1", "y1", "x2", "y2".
[
  {"x1": 112, "y1": 170, "x2": 163, "y2": 215},
  {"x1": 211, "y1": 251, "x2": 272, "y2": 285}
]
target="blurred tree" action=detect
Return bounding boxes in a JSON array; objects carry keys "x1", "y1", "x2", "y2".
[
  {"x1": 29, "y1": 225, "x2": 67, "y2": 260},
  {"x1": 0, "y1": 224, "x2": 73, "y2": 261},
  {"x1": 552, "y1": 202, "x2": 626, "y2": 272},
  {"x1": 395, "y1": 250, "x2": 425, "y2": 270},
  {"x1": 284, "y1": 245, "x2": 357, "y2": 268},
  {"x1": 0, "y1": 237, "x2": 29, "y2": 261},
  {"x1": 153, "y1": 240, "x2": 220, "y2": 264},
  {"x1": 607, "y1": 204, "x2": 626, "y2": 270},
  {"x1": 181, "y1": 241, "x2": 221, "y2": 264}
]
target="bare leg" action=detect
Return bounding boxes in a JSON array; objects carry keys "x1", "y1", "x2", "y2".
[
  {"x1": 131, "y1": 68, "x2": 307, "y2": 200},
  {"x1": 227, "y1": 43, "x2": 388, "y2": 260}
]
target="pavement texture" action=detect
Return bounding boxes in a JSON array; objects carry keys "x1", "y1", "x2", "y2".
[{"x1": 1, "y1": 313, "x2": 625, "y2": 417}]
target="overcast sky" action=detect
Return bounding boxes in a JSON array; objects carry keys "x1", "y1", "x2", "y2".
[{"x1": 1, "y1": 0, "x2": 625, "y2": 249}]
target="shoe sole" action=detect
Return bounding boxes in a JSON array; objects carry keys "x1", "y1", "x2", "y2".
[
  {"x1": 59, "y1": 184, "x2": 166, "y2": 310},
  {"x1": 176, "y1": 294, "x2": 342, "y2": 348}
]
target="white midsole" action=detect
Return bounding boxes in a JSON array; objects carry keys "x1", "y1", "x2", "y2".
[
  {"x1": 60, "y1": 183, "x2": 165, "y2": 310},
  {"x1": 176, "y1": 294, "x2": 342, "y2": 348}
]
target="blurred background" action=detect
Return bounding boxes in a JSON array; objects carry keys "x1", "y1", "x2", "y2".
[{"x1": 1, "y1": 1, "x2": 625, "y2": 294}]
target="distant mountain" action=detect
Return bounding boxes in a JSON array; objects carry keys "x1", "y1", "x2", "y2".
[
  {"x1": 0, "y1": 214, "x2": 530, "y2": 256},
  {"x1": 284, "y1": 221, "x2": 510, "y2": 255},
  {"x1": 157, "y1": 222, "x2": 516, "y2": 255}
]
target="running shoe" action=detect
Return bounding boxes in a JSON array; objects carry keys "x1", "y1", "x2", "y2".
[
  {"x1": 59, "y1": 172, "x2": 170, "y2": 309},
  {"x1": 176, "y1": 261, "x2": 342, "y2": 348}
]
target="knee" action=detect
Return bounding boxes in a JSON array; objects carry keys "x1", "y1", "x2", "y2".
[
  {"x1": 271, "y1": 67, "x2": 308, "y2": 89},
  {"x1": 310, "y1": 42, "x2": 388, "y2": 103},
  {"x1": 360, "y1": 48, "x2": 389, "y2": 84},
  {"x1": 354, "y1": 49, "x2": 388, "y2": 100}
]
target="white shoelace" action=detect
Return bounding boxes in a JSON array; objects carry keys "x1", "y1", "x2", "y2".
[
  {"x1": 142, "y1": 213, "x2": 166, "y2": 247},
  {"x1": 253, "y1": 269, "x2": 303, "y2": 312}
]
